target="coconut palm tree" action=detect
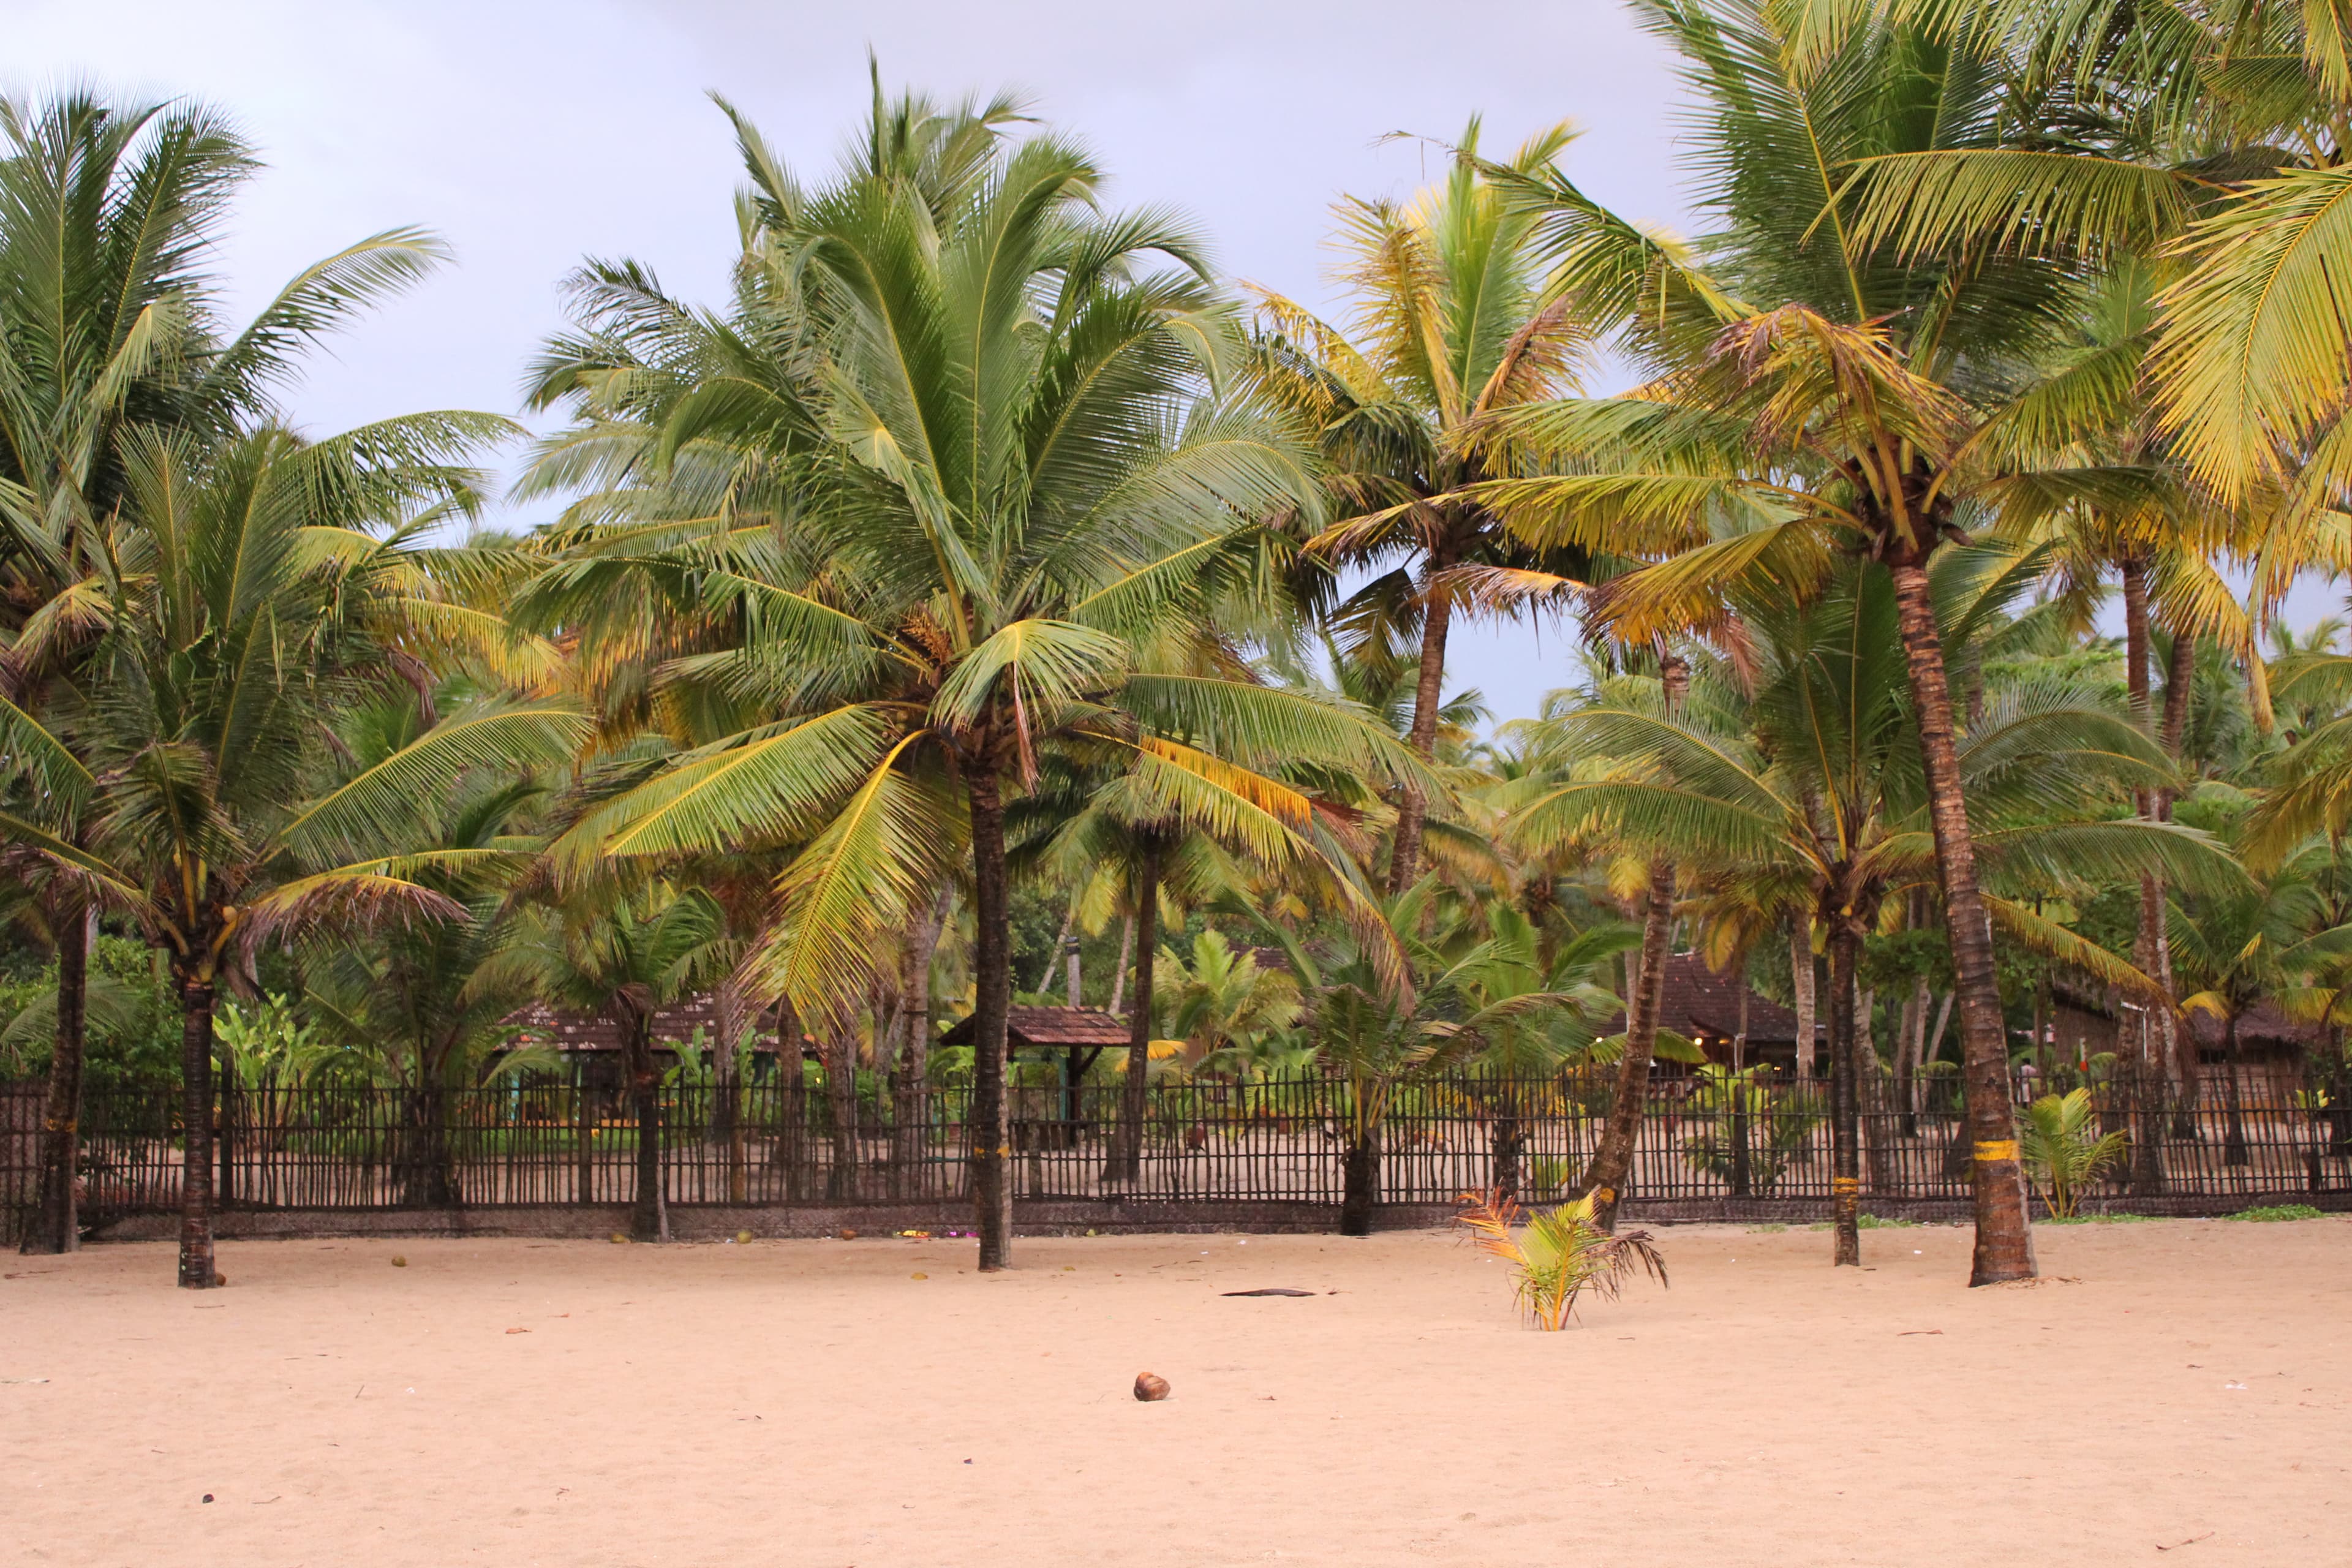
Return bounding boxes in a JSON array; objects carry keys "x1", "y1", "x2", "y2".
[
  {"x1": 1416, "y1": 904, "x2": 1630, "y2": 1202},
  {"x1": 473, "y1": 880, "x2": 727, "y2": 1239},
  {"x1": 1504, "y1": 551, "x2": 2241, "y2": 1260},
  {"x1": 0, "y1": 89, "x2": 448, "y2": 1251},
  {"x1": 518, "y1": 87, "x2": 1430, "y2": 1269},
  {"x1": 1245, "y1": 122, "x2": 1598, "y2": 893},
  {"x1": 0, "y1": 424, "x2": 585, "y2": 1286},
  {"x1": 1420, "y1": 0, "x2": 2218, "y2": 1281}
]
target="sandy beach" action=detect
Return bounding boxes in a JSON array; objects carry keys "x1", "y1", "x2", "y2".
[{"x1": 4, "y1": 1218, "x2": 2347, "y2": 1567}]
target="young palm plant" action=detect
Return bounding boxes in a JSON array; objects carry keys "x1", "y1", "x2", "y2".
[
  {"x1": 1454, "y1": 1189, "x2": 1668, "y2": 1330},
  {"x1": 2021, "y1": 1088, "x2": 2129, "y2": 1219}
]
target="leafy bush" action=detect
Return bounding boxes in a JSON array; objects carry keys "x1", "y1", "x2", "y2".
[{"x1": 2225, "y1": 1204, "x2": 2326, "y2": 1223}]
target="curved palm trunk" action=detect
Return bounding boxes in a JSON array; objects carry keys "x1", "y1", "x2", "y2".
[
  {"x1": 1385, "y1": 542, "x2": 1458, "y2": 895},
  {"x1": 176, "y1": 978, "x2": 219, "y2": 1290},
  {"x1": 1888, "y1": 560, "x2": 2035, "y2": 1284},
  {"x1": 1828, "y1": 914, "x2": 1863, "y2": 1267},
  {"x1": 1107, "y1": 837, "x2": 1163, "y2": 1186},
  {"x1": 1573, "y1": 652, "x2": 1684, "y2": 1232},
  {"x1": 29, "y1": 889, "x2": 89, "y2": 1254},
  {"x1": 1574, "y1": 859, "x2": 1673, "y2": 1232},
  {"x1": 967, "y1": 773, "x2": 1015, "y2": 1270}
]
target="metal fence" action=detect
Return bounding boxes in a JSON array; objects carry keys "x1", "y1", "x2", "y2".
[{"x1": 7, "y1": 1065, "x2": 2350, "y2": 1244}]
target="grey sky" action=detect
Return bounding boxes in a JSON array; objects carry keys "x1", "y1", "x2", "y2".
[
  {"x1": 15, "y1": 0, "x2": 1695, "y2": 725},
  {"x1": 35, "y1": 2, "x2": 2291, "y2": 723}
]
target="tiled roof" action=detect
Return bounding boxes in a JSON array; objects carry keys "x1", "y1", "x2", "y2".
[
  {"x1": 940, "y1": 1006, "x2": 1131, "y2": 1047},
  {"x1": 1602, "y1": 953, "x2": 1811, "y2": 1044}
]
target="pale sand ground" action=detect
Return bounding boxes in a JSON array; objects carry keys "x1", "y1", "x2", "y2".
[{"x1": 3, "y1": 1218, "x2": 2348, "y2": 1567}]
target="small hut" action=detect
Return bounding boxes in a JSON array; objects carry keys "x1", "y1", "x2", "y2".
[{"x1": 941, "y1": 1006, "x2": 1131, "y2": 1128}]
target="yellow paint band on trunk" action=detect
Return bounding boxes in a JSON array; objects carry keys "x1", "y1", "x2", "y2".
[
  {"x1": 1972, "y1": 1140, "x2": 2019, "y2": 1163},
  {"x1": 1831, "y1": 1176, "x2": 1861, "y2": 1192}
]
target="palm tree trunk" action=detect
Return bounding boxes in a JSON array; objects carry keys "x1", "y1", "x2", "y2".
[
  {"x1": 1888, "y1": 559, "x2": 2036, "y2": 1284},
  {"x1": 967, "y1": 771, "x2": 1016, "y2": 1270},
  {"x1": 1107, "y1": 836, "x2": 1163, "y2": 1186},
  {"x1": 1575, "y1": 858, "x2": 1673, "y2": 1231},
  {"x1": 176, "y1": 976, "x2": 219, "y2": 1290},
  {"x1": 1107, "y1": 910, "x2": 1136, "y2": 1014},
  {"x1": 29, "y1": 888, "x2": 90, "y2": 1254},
  {"x1": 825, "y1": 1028, "x2": 859, "y2": 1200},
  {"x1": 1829, "y1": 914, "x2": 1863, "y2": 1266},
  {"x1": 1492, "y1": 1076, "x2": 1526, "y2": 1204},
  {"x1": 1385, "y1": 543, "x2": 1458, "y2": 895},
  {"x1": 1791, "y1": 918, "x2": 1817, "y2": 1079},
  {"x1": 894, "y1": 891, "x2": 945, "y2": 1200},
  {"x1": 777, "y1": 1002, "x2": 809, "y2": 1201},
  {"x1": 713, "y1": 976, "x2": 746, "y2": 1205},
  {"x1": 2158, "y1": 629, "x2": 2199, "y2": 1118},
  {"x1": 1573, "y1": 652, "x2": 1684, "y2": 1232},
  {"x1": 624, "y1": 1014, "x2": 665, "y2": 1242},
  {"x1": 1340, "y1": 1118, "x2": 1382, "y2": 1237},
  {"x1": 2222, "y1": 1013, "x2": 2250, "y2": 1167}
]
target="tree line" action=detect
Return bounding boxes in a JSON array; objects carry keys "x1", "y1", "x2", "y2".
[{"x1": 9, "y1": 1, "x2": 2352, "y2": 1287}]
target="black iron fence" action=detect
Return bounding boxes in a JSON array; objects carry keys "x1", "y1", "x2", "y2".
[{"x1": 7, "y1": 1065, "x2": 2349, "y2": 1244}]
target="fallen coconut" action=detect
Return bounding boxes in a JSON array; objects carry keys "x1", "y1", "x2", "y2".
[
  {"x1": 735, "y1": 1229, "x2": 755, "y2": 1245},
  {"x1": 1133, "y1": 1373, "x2": 1170, "y2": 1402},
  {"x1": 390, "y1": 1256, "x2": 407, "y2": 1268}
]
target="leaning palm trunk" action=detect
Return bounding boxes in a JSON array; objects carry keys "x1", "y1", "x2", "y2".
[
  {"x1": 29, "y1": 889, "x2": 89, "y2": 1254},
  {"x1": 1107, "y1": 838, "x2": 1163, "y2": 1186},
  {"x1": 1888, "y1": 562, "x2": 2035, "y2": 1284},
  {"x1": 1828, "y1": 915, "x2": 1863, "y2": 1267},
  {"x1": 1574, "y1": 859, "x2": 1673, "y2": 1232},
  {"x1": 966, "y1": 775, "x2": 1015, "y2": 1270},
  {"x1": 176, "y1": 979, "x2": 219, "y2": 1289}
]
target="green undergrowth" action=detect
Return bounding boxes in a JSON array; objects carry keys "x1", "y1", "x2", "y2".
[
  {"x1": 2040, "y1": 1212, "x2": 2162, "y2": 1226},
  {"x1": 1806, "y1": 1214, "x2": 1918, "y2": 1231},
  {"x1": 2223, "y1": 1204, "x2": 2327, "y2": 1223}
]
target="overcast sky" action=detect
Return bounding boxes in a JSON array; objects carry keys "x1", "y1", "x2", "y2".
[
  {"x1": 26, "y1": 1, "x2": 2301, "y2": 723},
  {"x1": 13, "y1": 0, "x2": 1700, "y2": 725}
]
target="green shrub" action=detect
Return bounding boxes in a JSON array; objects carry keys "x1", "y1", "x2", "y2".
[{"x1": 2225, "y1": 1204, "x2": 2326, "y2": 1223}]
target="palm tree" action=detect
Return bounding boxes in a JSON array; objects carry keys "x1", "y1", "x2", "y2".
[
  {"x1": 1417, "y1": 904, "x2": 1629, "y2": 1202},
  {"x1": 519, "y1": 86, "x2": 1428, "y2": 1269},
  {"x1": 0, "y1": 426, "x2": 584, "y2": 1286},
  {"x1": 1245, "y1": 123, "x2": 1596, "y2": 892},
  {"x1": 1505, "y1": 552, "x2": 2239, "y2": 1261},
  {"x1": 476, "y1": 880, "x2": 726, "y2": 1238},
  {"x1": 1425, "y1": 0, "x2": 2218, "y2": 1281},
  {"x1": 0, "y1": 89, "x2": 447, "y2": 1251}
]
